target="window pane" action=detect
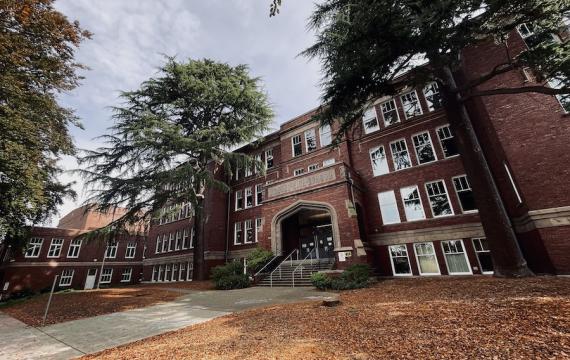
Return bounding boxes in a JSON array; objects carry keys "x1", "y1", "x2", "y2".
[
  {"x1": 381, "y1": 100, "x2": 400, "y2": 126},
  {"x1": 453, "y1": 175, "x2": 477, "y2": 212},
  {"x1": 413, "y1": 132, "x2": 436, "y2": 164},
  {"x1": 378, "y1": 191, "x2": 401, "y2": 224},
  {"x1": 319, "y1": 125, "x2": 332, "y2": 147},
  {"x1": 363, "y1": 107, "x2": 380, "y2": 133},
  {"x1": 426, "y1": 181, "x2": 453, "y2": 217},
  {"x1": 390, "y1": 140, "x2": 412, "y2": 170},
  {"x1": 369, "y1": 146, "x2": 389, "y2": 176},
  {"x1": 400, "y1": 186, "x2": 425, "y2": 221},
  {"x1": 401, "y1": 91, "x2": 423, "y2": 118}
]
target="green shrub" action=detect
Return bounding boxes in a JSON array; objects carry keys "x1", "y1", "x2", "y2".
[
  {"x1": 211, "y1": 261, "x2": 250, "y2": 290},
  {"x1": 246, "y1": 247, "x2": 274, "y2": 274},
  {"x1": 311, "y1": 272, "x2": 333, "y2": 290},
  {"x1": 311, "y1": 264, "x2": 371, "y2": 290},
  {"x1": 342, "y1": 264, "x2": 371, "y2": 284}
]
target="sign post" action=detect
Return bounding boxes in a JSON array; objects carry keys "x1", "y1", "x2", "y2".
[{"x1": 42, "y1": 274, "x2": 59, "y2": 326}]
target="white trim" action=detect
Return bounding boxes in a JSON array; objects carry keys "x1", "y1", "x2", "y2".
[
  {"x1": 67, "y1": 238, "x2": 82, "y2": 259},
  {"x1": 400, "y1": 185, "x2": 426, "y2": 221},
  {"x1": 424, "y1": 179, "x2": 455, "y2": 218},
  {"x1": 59, "y1": 269, "x2": 74, "y2": 287},
  {"x1": 100, "y1": 268, "x2": 113, "y2": 284},
  {"x1": 125, "y1": 242, "x2": 136, "y2": 259},
  {"x1": 411, "y1": 130, "x2": 438, "y2": 165},
  {"x1": 436, "y1": 124, "x2": 459, "y2": 159},
  {"x1": 25, "y1": 238, "x2": 43, "y2": 258},
  {"x1": 319, "y1": 124, "x2": 332, "y2": 147},
  {"x1": 388, "y1": 244, "x2": 413, "y2": 277},
  {"x1": 400, "y1": 90, "x2": 423, "y2": 119},
  {"x1": 121, "y1": 268, "x2": 133, "y2": 282},
  {"x1": 504, "y1": 162, "x2": 523, "y2": 203},
  {"x1": 440, "y1": 239, "x2": 472, "y2": 275},
  {"x1": 47, "y1": 238, "x2": 64, "y2": 258},
  {"x1": 413, "y1": 242, "x2": 441, "y2": 276}
]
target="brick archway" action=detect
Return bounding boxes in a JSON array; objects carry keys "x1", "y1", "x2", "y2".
[{"x1": 270, "y1": 200, "x2": 341, "y2": 256}]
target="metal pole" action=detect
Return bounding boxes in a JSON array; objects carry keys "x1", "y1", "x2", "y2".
[
  {"x1": 97, "y1": 246, "x2": 107, "y2": 289},
  {"x1": 42, "y1": 274, "x2": 59, "y2": 326}
]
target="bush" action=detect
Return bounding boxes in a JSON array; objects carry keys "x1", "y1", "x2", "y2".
[
  {"x1": 211, "y1": 261, "x2": 250, "y2": 290},
  {"x1": 246, "y1": 247, "x2": 274, "y2": 274},
  {"x1": 9, "y1": 288, "x2": 36, "y2": 300},
  {"x1": 311, "y1": 264, "x2": 371, "y2": 291},
  {"x1": 311, "y1": 272, "x2": 332, "y2": 290}
]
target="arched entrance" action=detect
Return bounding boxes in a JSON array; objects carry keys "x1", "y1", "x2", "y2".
[{"x1": 270, "y1": 201, "x2": 341, "y2": 258}]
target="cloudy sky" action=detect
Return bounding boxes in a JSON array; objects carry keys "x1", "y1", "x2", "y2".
[{"x1": 49, "y1": 0, "x2": 323, "y2": 224}]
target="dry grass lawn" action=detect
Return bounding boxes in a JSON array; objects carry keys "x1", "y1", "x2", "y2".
[{"x1": 84, "y1": 277, "x2": 570, "y2": 360}]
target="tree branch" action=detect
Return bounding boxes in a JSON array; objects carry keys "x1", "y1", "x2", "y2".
[{"x1": 461, "y1": 85, "x2": 570, "y2": 101}]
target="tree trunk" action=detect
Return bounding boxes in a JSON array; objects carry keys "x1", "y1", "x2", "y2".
[{"x1": 438, "y1": 66, "x2": 533, "y2": 278}]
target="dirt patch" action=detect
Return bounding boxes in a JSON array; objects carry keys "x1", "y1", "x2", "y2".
[
  {"x1": 1, "y1": 287, "x2": 182, "y2": 327},
  {"x1": 83, "y1": 276, "x2": 570, "y2": 359}
]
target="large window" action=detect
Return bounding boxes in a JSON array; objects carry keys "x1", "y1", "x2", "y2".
[
  {"x1": 245, "y1": 187, "x2": 253, "y2": 208},
  {"x1": 369, "y1": 146, "x2": 389, "y2": 176},
  {"x1": 390, "y1": 139, "x2": 412, "y2": 170},
  {"x1": 377, "y1": 191, "x2": 401, "y2": 225},
  {"x1": 66, "y1": 239, "x2": 81, "y2": 258},
  {"x1": 161, "y1": 234, "x2": 168, "y2": 252},
  {"x1": 100, "y1": 268, "x2": 113, "y2": 284},
  {"x1": 255, "y1": 184, "x2": 264, "y2": 205},
  {"x1": 412, "y1": 132, "x2": 437, "y2": 164},
  {"x1": 388, "y1": 245, "x2": 412, "y2": 276},
  {"x1": 425, "y1": 180, "x2": 454, "y2": 217},
  {"x1": 441, "y1": 240, "x2": 472, "y2": 275},
  {"x1": 255, "y1": 218, "x2": 262, "y2": 243},
  {"x1": 168, "y1": 233, "x2": 174, "y2": 252},
  {"x1": 423, "y1": 82, "x2": 443, "y2": 111},
  {"x1": 121, "y1": 268, "x2": 132, "y2": 283},
  {"x1": 362, "y1": 107, "x2": 380, "y2": 133},
  {"x1": 400, "y1": 186, "x2": 425, "y2": 221},
  {"x1": 175, "y1": 231, "x2": 181, "y2": 251},
  {"x1": 265, "y1": 149, "x2": 274, "y2": 169},
  {"x1": 304, "y1": 129, "x2": 317, "y2": 152},
  {"x1": 125, "y1": 242, "x2": 136, "y2": 258},
  {"x1": 472, "y1": 238, "x2": 494, "y2": 274},
  {"x1": 105, "y1": 242, "x2": 118, "y2": 259},
  {"x1": 436, "y1": 125, "x2": 459, "y2": 158},
  {"x1": 413, "y1": 242, "x2": 440, "y2": 275},
  {"x1": 47, "y1": 238, "x2": 64, "y2": 258},
  {"x1": 380, "y1": 99, "x2": 400, "y2": 126},
  {"x1": 155, "y1": 236, "x2": 161, "y2": 254},
  {"x1": 319, "y1": 124, "x2": 332, "y2": 147},
  {"x1": 59, "y1": 269, "x2": 74, "y2": 287},
  {"x1": 234, "y1": 222, "x2": 243, "y2": 245},
  {"x1": 25, "y1": 238, "x2": 43, "y2": 258},
  {"x1": 453, "y1": 175, "x2": 477, "y2": 212},
  {"x1": 235, "y1": 190, "x2": 244, "y2": 210},
  {"x1": 292, "y1": 134, "x2": 303, "y2": 157},
  {"x1": 245, "y1": 219, "x2": 254, "y2": 244},
  {"x1": 401, "y1": 90, "x2": 423, "y2": 119},
  {"x1": 182, "y1": 229, "x2": 190, "y2": 249}
]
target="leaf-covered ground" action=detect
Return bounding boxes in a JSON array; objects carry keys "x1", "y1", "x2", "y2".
[{"x1": 84, "y1": 277, "x2": 569, "y2": 360}]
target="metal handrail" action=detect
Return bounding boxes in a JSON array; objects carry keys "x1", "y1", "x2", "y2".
[
  {"x1": 269, "y1": 249, "x2": 298, "y2": 287},
  {"x1": 291, "y1": 248, "x2": 316, "y2": 288},
  {"x1": 253, "y1": 255, "x2": 280, "y2": 278}
]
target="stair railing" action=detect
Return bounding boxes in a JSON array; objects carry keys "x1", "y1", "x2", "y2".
[
  {"x1": 269, "y1": 249, "x2": 298, "y2": 287},
  {"x1": 253, "y1": 255, "x2": 280, "y2": 278},
  {"x1": 291, "y1": 248, "x2": 316, "y2": 288}
]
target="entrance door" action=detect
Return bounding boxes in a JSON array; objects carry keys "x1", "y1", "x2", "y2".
[
  {"x1": 314, "y1": 224, "x2": 334, "y2": 259},
  {"x1": 84, "y1": 268, "x2": 97, "y2": 290}
]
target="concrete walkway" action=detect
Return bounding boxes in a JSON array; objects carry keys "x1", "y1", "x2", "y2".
[{"x1": 0, "y1": 287, "x2": 335, "y2": 360}]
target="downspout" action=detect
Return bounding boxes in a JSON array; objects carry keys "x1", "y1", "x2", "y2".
[{"x1": 224, "y1": 174, "x2": 231, "y2": 263}]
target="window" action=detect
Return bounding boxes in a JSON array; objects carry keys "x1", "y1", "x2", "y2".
[
  {"x1": 423, "y1": 82, "x2": 443, "y2": 111},
  {"x1": 59, "y1": 269, "x2": 74, "y2": 287},
  {"x1": 235, "y1": 190, "x2": 244, "y2": 210},
  {"x1": 175, "y1": 231, "x2": 181, "y2": 251},
  {"x1": 380, "y1": 99, "x2": 400, "y2": 126},
  {"x1": 234, "y1": 222, "x2": 243, "y2": 245},
  {"x1": 125, "y1": 242, "x2": 136, "y2": 259},
  {"x1": 400, "y1": 186, "x2": 425, "y2": 221},
  {"x1": 517, "y1": 23, "x2": 535, "y2": 38},
  {"x1": 441, "y1": 240, "x2": 472, "y2": 275},
  {"x1": 377, "y1": 191, "x2": 401, "y2": 225},
  {"x1": 308, "y1": 164, "x2": 319, "y2": 172},
  {"x1": 121, "y1": 268, "x2": 133, "y2": 282},
  {"x1": 425, "y1": 180, "x2": 454, "y2": 217},
  {"x1": 100, "y1": 268, "x2": 113, "y2": 284},
  {"x1": 161, "y1": 234, "x2": 168, "y2": 252},
  {"x1": 255, "y1": 218, "x2": 262, "y2": 243},
  {"x1": 401, "y1": 90, "x2": 423, "y2": 119},
  {"x1": 253, "y1": 153, "x2": 262, "y2": 174},
  {"x1": 437, "y1": 125, "x2": 459, "y2": 158},
  {"x1": 293, "y1": 168, "x2": 305, "y2": 176},
  {"x1": 414, "y1": 242, "x2": 440, "y2": 275},
  {"x1": 25, "y1": 238, "x2": 43, "y2": 258},
  {"x1": 388, "y1": 245, "x2": 412, "y2": 276},
  {"x1": 155, "y1": 236, "x2": 161, "y2": 253},
  {"x1": 171, "y1": 263, "x2": 178, "y2": 281},
  {"x1": 47, "y1": 238, "x2": 64, "y2": 258},
  {"x1": 184, "y1": 202, "x2": 192, "y2": 218},
  {"x1": 182, "y1": 229, "x2": 189, "y2": 249},
  {"x1": 165, "y1": 264, "x2": 171, "y2": 281},
  {"x1": 66, "y1": 239, "x2": 82, "y2": 258},
  {"x1": 412, "y1": 132, "x2": 437, "y2": 164},
  {"x1": 362, "y1": 106, "x2": 380, "y2": 133},
  {"x1": 255, "y1": 184, "x2": 264, "y2": 205},
  {"x1": 234, "y1": 166, "x2": 240, "y2": 181},
  {"x1": 179, "y1": 263, "x2": 186, "y2": 281},
  {"x1": 453, "y1": 175, "x2": 477, "y2": 212},
  {"x1": 105, "y1": 242, "x2": 118, "y2": 259},
  {"x1": 245, "y1": 219, "x2": 254, "y2": 243},
  {"x1": 369, "y1": 146, "x2": 389, "y2": 176},
  {"x1": 304, "y1": 129, "x2": 317, "y2": 152},
  {"x1": 319, "y1": 124, "x2": 332, "y2": 147},
  {"x1": 168, "y1": 233, "x2": 174, "y2": 252},
  {"x1": 548, "y1": 78, "x2": 570, "y2": 113},
  {"x1": 187, "y1": 262, "x2": 194, "y2": 281},
  {"x1": 190, "y1": 228, "x2": 195, "y2": 248},
  {"x1": 158, "y1": 265, "x2": 164, "y2": 281},
  {"x1": 323, "y1": 158, "x2": 335, "y2": 167},
  {"x1": 473, "y1": 238, "x2": 493, "y2": 274},
  {"x1": 152, "y1": 266, "x2": 158, "y2": 282},
  {"x1": 504, "y1": 162, "x2": 522, "y2": 204},
  {"x1": 245, "y1": 163, "x2": 253, "y2": 177},
  {"x1": 245, "y1": 187, "x2": 253, "y2": 208},
  {"x1": 390, "y1": 139, "x2": 412, "y2": 171},
  {"x1": 292, "y1": 134, "x2": 303, "y2": 157},
  {"x1": 265, "y1": 149, "x2": 274, "y2": 169}
]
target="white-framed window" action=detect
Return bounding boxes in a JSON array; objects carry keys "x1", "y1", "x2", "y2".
[
  {"x1": 401, "y1": 90, "x2": 423, "y2": 119},
  {"x1": 25, "y1": 238, "x2": 43, "y2": 258},
  {"x1": 308, "y1": 164, "x2": 319, "y2": 172},
  {"x1": 234, "y1": 165, "x2": 240, "y2": 181},
  {"x1": 380, "y1": 99, "x2": 400, "y2": 126},
  {"x1": 436, "y1": 125, "x2": 459, "y2": 158},
  {"x1": 245, "y1": 187, "x2": 253, "y2": 208},
  {"x1": 190, "y1": 228, "x2": 195, "y2": 248},
  {"x1": 105, "y1": 242, "x2": 118, "y2": 259},
  {"x1": 184, "y1": 202, "x2": 192, "y2": 218},
  {"x1": 319, "y1": 124, "x2": 332, "y2": 147},
  {"x1": 255, "y1": 184, "x2": 264, "y2": 205},
  {"x1": 168, "y1": 233, "x2": 174, "y2": 252},
  {"x1": 161, "y1": 234, "x2": 168, "y2": 253},
  {"x1": 165, "y1": 264, "x2": 171, "y2": 281},
  {"x1": 47, "y1": 238, "x2": 64, "y2": 258},
  {"x1": 390, "y1": 139, "x2": 412, "y2": 170},
  {"x1": 504, "y1": 162, "x2": 523, "y2": 204},
  {"x1": 234, "y1": 222, "x2": 243, "y2": 245},
  {"x1": 453, "y1": 175, "x2": 477, "y2": 212},
  {"x1": 362, "y1": 106, "x2": 380, "y2": 134},
  {"x1": 292, "y1": 134, "x2": 303, "y2": 157},
  {"x1": 121, "y1": 268, "x2": 133, "y2": 282},
  {"x1": 377, "y1": 191, "x2": 401, "y2": 225},
  {"x1": 182, "y1": 229, "x2": 189, "y2": 249},
  {"x1": 548, "y1": 78, "x2": 570, "y2": 113},
  {"x1": 179, "y1": 262, "x2": 186, "y2": 281},
  {"x1": 245, "y1": 162, "x2": 253, "y2": 177},
  {"x1": 187, "y1": 262, "x2": 193, "y2": 281},
  {"x1": 158, "y1": 265, "x2": 164, "y2": 281},
  {"x1": 245, "y1": 219, "x2": 254, "y2": 243},
  {"x1": 253, "y1": 153, "x2": 262, "y2": 174},
  {"x1": 517, "y1": 23, "x2": 535, "y2": 39},
  {"x1": 293, "y1": 168, "x2": 305, "y2": 176},
  {"x1": 100, "y1": 268, "x2": 113, "y2": 284},
  {"x1": 425, "y1": 180, "x2": 454, "y2": 217},
  {"x1": 235, "y1": 190, "x2": 244, "y2": 210},
  {"x1": 67, "y1": 239, "x2": 82, "y2": 258},
  {"x1": 369, "y1": 145, "x2": 389, "y2": 176},
  {"x1": 255, "y1": 217, "x2": 262, "y2": 243},
  {"x1": 155, "y1": 236, "x2": 161, "y2": 254},
  {"x1": 423, "y1": 82, "x2": 443, "y2": 111},
  {"x1": 323, "y1": 158, "x2": 335, "y2": 167},
  {"x1": 265, "y1": 149, "x2": 274, "y2": 169},
  {"x1": 175, "y1": 231, "x2": 181, "y2": 251},
  {"x1": 400, "y1": 186, "x2": 426, "y2": 221},
  {"x1": 388, "y1": 245, "x2": 412, "y2": 276},
  {"x1": 59, "y1": 269, "x2": 74, "y2": 287},
  {"x1": 125, "y1": 242, "x2": 136, "y2": 258},
  {"x1": 152, "y1": 265, "x2": 158, "y2": 282},
  {"x1": 441, "y1": 240, "x2": 472, "y2": 275},
  {"x1": 304, "y1": 128, "x2": 317, "y2": 152},
  {"x1": 171, "y1": 263, "x2": 178, "y2": 281},
  {"x1": 412, "y1": 132, "x2": 437, "y2": 164},
  {"x1": 472, "y1": 238, "x2": 494, "y2": 274},
  {"x1": 413, "y1": 242, "x2": 440, "y2": 275}
]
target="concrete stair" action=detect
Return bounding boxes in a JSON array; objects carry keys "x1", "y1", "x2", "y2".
[{"x1": 256, "y1": 258, "x2": 334, "y2": 287}]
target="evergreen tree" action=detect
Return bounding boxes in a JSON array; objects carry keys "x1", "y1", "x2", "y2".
[{"x1": 80, "y1": 58, "x2": 273, "y2": 280}]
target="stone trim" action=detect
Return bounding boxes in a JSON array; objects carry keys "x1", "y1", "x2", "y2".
[
  {"x1": 4, "y1": 261, "x2": 143, "y2": 268},
  {"x1": 369, "y1": 222, "x2": 484, "y2": 246},
  {"x1": 513, "y1": 206, "x2": 570, "y2": 233},
  {"x1": 228, "y1": 248, "x2": 257, "y2": 259}
]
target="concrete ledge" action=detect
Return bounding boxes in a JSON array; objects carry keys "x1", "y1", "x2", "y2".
[{"x1": 369, "y1": 222, "x2": 484, "y2": 246}]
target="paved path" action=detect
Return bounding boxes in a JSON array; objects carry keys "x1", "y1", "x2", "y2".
[{"x1": 1, "y1": 287, "x2": 335, "y2": 360}]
